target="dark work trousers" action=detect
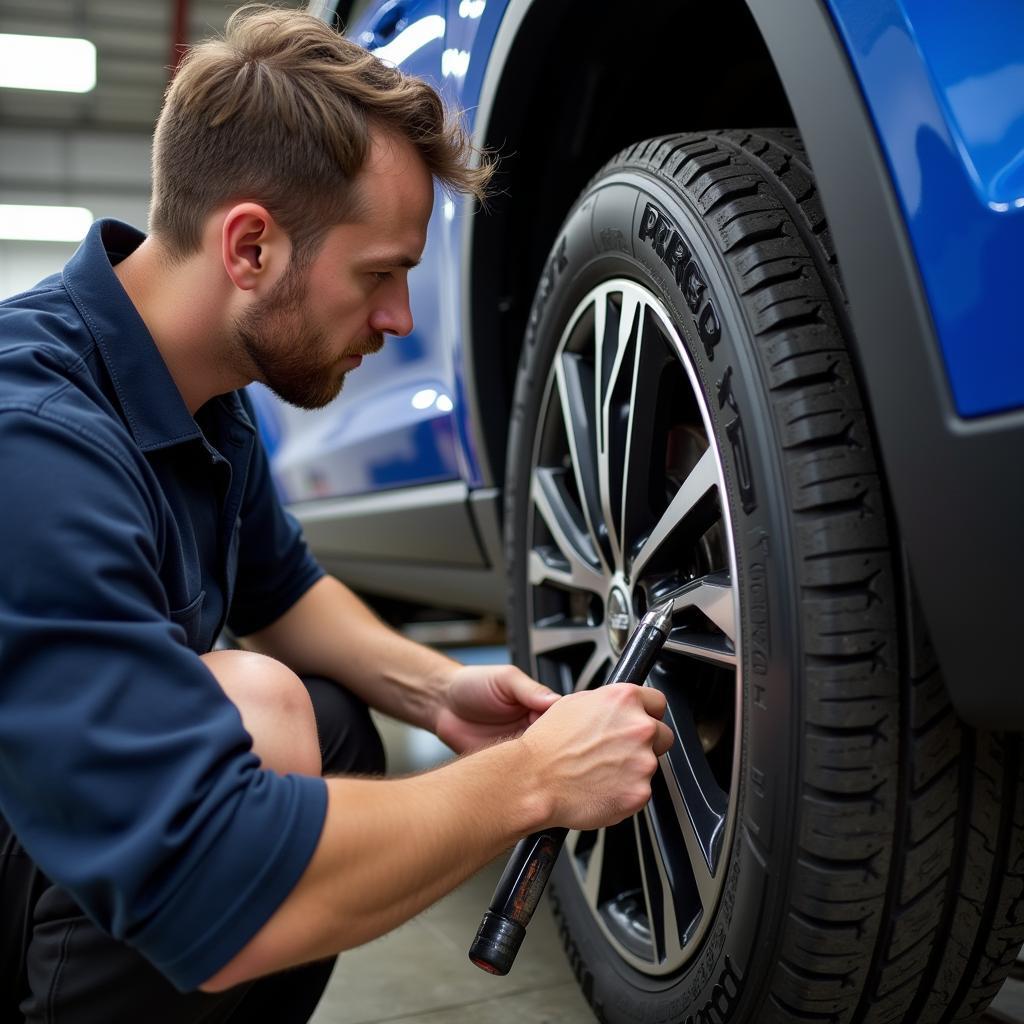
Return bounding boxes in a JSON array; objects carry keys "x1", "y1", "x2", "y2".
[{"x1": 0, "y1": 676, "x2": 386, "y2": 1024}]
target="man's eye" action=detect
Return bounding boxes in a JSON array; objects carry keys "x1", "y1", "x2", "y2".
[{"x1": 373, "y1": 271, "x2": 392, "y2": 282}]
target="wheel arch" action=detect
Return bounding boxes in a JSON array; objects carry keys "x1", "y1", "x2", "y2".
[{"x1": 463, "y1": 0, "x2": 795, "y2": 492}]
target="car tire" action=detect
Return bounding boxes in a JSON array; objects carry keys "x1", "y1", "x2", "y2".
[{"x1": 504, "y1": 130, "x2": 1024, "y2": 1024}]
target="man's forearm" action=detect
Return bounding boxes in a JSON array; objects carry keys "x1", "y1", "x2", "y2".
[
  {"x1": 200, "y1": 735, "x2": 547, "y2": 992},
  {"x1": 201, "y1": 680, "x2": 674, "y2": 993},
  {"x1": 243, "y1": 575, "x2": 457, "y2": 732}
]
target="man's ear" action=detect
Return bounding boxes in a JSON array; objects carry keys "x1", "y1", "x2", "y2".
[{"x1": 221, "y1": 203, "x2": 292, "y2": 294}]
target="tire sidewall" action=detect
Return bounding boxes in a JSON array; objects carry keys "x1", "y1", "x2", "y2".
[{"x1": 505, "y1": 166, "x2": 802, "y2": 1022}]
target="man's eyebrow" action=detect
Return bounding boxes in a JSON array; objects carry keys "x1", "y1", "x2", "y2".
[{"x1": 360, "y1": 252, "x2": 422, "y2": 269}]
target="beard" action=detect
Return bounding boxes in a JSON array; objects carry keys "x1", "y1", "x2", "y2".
[{"x1": 233, "y1": 265, "x2": 383, "y2": 410}]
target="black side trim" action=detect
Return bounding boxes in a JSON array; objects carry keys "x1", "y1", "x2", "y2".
[{"x1": 747, "y1": 0, "x2": 1024, "y2": 726}]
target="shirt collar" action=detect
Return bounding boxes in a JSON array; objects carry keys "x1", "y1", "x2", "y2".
[{"x1": 61, "y1": 219, "x2": 203, "y2": 452}]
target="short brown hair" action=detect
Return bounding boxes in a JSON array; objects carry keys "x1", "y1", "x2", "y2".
[{"x1": 150, "y1": 4, "x2": 493, "y2": 261}]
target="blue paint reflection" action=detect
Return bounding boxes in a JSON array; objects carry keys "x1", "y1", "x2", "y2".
[
  {"x1": 373, "y1": 14, "x2": 445, "y2": 66},
  {"x1": 368, "y1": 416, "x2": 459, "y2": 485}
]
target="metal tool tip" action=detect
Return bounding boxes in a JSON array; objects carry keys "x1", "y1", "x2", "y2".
[{"x1": 650, "y1": 599, "x2": 674, "y2": 634}]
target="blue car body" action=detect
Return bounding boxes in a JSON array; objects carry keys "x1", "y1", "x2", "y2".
[
  {"x1": 257, "y1": 0, "x2": 1024, "y2": 725},
  {"x1": 827, "y1": 0, "x2": 1024, "y2": 418}
]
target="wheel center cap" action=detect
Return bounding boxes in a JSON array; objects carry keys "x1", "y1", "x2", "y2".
[{"x1": 607, "y1": 586, "x2": 632, "y2": 656}]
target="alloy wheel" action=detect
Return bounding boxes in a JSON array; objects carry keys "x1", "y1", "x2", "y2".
[{"x1": 525, "y1": 279, "x2": 742, "y2": 975}]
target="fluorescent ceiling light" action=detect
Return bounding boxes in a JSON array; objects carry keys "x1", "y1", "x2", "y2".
[
  {"x1": 0, "y1": 205, "x2": 93, "y2": 242},
  {"x1": 0, "y1": 34, "x2": 96, "y2": 93}
]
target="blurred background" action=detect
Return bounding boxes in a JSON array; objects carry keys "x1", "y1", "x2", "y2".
[{"x1": 0, "y1": 0, "x2": 316, "y2": 295}]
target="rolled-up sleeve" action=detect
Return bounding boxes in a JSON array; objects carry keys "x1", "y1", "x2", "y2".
[
  {"x1": 0, "y1": 408, "x2": 327, "y2": 991},
  {"x1": 227, "y1": 397, "x2": 324, "y2": 636}
]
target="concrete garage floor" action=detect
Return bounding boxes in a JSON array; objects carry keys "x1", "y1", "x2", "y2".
[
  {"x1": 306, "y1": 639, "x2": 1024, "y2": 1024},
  {"x1": 309, "y1": 846, "x2": 593, "y2": 1024}
]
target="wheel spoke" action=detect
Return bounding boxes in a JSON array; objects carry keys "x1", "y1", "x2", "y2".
[
  {"x1": 663, "y1": 634, "x2": 737, "y2": 668},
  {"x1": 634, "y1": 806, "x2": 684, "y2": 964},
  {"x1": 631, "y1": 814, "x2": 658, "y2": 961},
  {"x1": 569, "y1": 827, "x2": 606, "y2": 912},
  {"x1": 530, "y1": 622, "x2": 604, "y2": 656},
  {"x1": 676, "y1": 571, "x2": 734, "y2": 640},
  {"x1": 662, "y1": 570, "x2": 737, "y2": 667},
  {"x1": 620, "y1": 323, "x2": 670, "y2": 570},
  {"x1": 629, "y1": 447, "x2": 718, "y2": 582},
  {"x1": 531, "y1": 469, "x2": 604, "y2": 595},
  {"x1": 660, "y1": 758, "x2": 717, "y2": 915},
  {"x1": 597, "y1": 290, "x2": 642, "y2": 570},
  {"x1": 666, "y1": 571, "x2": 736, "y2": 642},
  {"x1": 575, "y1": 643, "x2": 612, "y2": 692},
  {"x1": 528, "y1": 547, "x2": 604, "y2": 597},
  {"x1": 555, "y1": 353, "x2": 609, "y2": 572},
  {"x1": 658, "y1": 699, "x2": 729, "y2": 886}
]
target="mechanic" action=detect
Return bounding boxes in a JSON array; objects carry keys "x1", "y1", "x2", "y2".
[{"x1": 0, "y1": 7, "x2": 674, "y2": 1023}]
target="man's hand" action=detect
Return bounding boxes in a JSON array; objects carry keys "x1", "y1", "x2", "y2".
[
  {"x1": 520, "y1": 683, "x2": 675, "y2": 830},
  {"x1": 434, "y1": 663, "x2": 560, "y2": 754}
]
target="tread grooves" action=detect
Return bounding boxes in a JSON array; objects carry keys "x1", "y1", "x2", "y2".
[
  {"x1": 937, "y1": 739, "x2": 1021, "y2": 1024},
  {"x1": 769, "y1": 992, "x2": 841, "y2": 1022},
  {"x1": 849, "y1": 565, "x2": 915, "y2": 1024},
  {"x1": 905, "y1": 730, "x2": 976, "y2": 1023}
]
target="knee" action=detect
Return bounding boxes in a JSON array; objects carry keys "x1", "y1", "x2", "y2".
[
  {"x1": 202, "y1": 650, "x2": 322, "y2": 778},
  {"x1": 303, "y1": 675, "x2": 386, "y2": 776}
]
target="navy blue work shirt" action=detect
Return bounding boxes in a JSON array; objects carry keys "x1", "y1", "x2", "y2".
[{"x1": 0, "y1": 220, "x2": 328, "y2": 990}]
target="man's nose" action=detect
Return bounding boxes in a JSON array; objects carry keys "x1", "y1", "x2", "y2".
[{"x1": 370, "y1": 285, "x2": 414, "y2": 338}]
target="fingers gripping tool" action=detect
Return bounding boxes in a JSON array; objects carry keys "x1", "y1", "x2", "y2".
[{"x1": 468, "y1": 600, "x2": 674, "y2": 975}]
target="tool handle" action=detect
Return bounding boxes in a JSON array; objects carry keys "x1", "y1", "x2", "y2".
[
  {"x1": 604, "y1": 619, "x2": 671, "y2": 686},
  {"x1": 468, "y1": 601, "x2": 673, "y2": 975},
  {"x1": 468, "y1": 826, "x2": 568, "y2": 974}
]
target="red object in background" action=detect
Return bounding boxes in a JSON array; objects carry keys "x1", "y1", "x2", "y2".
[{"x1": 169, "y1": 0, "x2": 189, "y2": 79}]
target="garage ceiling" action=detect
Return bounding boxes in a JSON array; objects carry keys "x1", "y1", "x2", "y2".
[
  {"x1": 0, "y1": 0, "x2": 311, "y2": 131},
  {"x1": 0, "y1": 1, "x2": 315, "y2": 296}
]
